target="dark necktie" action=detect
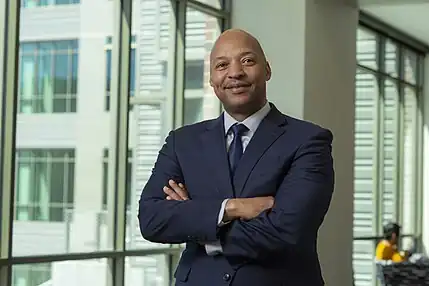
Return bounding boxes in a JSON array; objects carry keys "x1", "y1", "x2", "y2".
[{"x1": 228, "y1": 123, "x2": 248, "y2": 175}]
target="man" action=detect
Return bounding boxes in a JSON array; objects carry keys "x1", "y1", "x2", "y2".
[
  {"x1": 375, "y1": 222, "x2": 409, "y2": 262},
  {"x1": 138, "y1": 29, "x2": 335, "y2": 286}
]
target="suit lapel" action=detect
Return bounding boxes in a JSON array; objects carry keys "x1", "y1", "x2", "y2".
[
  {"x1": 200, "y1": 115, "x2": 234, "y2": 198},
  {"x1": 233, "y1": 106, "x2": 288, "y2": 197}
]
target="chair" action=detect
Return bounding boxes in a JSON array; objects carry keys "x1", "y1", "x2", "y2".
[{"x1": 376, "y1": 260, "x2": 429, "y2": 286}]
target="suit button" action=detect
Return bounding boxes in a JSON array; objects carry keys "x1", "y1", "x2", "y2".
[{"x1": 223, "y1": 273, "x2": 231, "y2": 281}]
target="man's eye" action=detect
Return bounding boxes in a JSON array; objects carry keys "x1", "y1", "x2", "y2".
[
  {"x1": 216, "y1": 62, "x2": 227, "y2": 68},
  {"x1": 243, "y1": 58, "x2": 254, "y2": 64}
]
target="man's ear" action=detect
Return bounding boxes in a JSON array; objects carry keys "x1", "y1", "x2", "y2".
[
  {"x1": 209, "y1": 78, "x2": 214, "y2": 87},
  {"x1": 265, "y1": 62, "x2": 272, "y2": 81}
]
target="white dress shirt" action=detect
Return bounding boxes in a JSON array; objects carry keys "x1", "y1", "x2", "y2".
[{"x1": 205, "y1": 101, "x2": 271, "y2": 255}]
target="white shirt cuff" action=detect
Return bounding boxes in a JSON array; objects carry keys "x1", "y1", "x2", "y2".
[
  {"x1": 204, "y1": 199, "x2": 231, "y2": 255},
  {"x1": 217, "y1": 199, "x2": 230, "y2": 227}
]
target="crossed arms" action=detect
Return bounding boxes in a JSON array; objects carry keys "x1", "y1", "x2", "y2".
[{"x1": 138, "y1": 128, "x2": 334, "y2": 260}]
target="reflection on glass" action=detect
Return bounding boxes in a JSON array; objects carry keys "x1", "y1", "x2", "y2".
[
  {"x1": 126, "y1": 0, "x2": 173, "y2": 251},
  {"x1": 382, "y1": 80, "x2": 398, "y2": 224},
  {"x1": 184, "y1": 7, "x2": 221, "y2": 125},
  {"x1": 12, "y1": 259, "x2": 107, "y2": 286},
  {"x1": 356, "y1": 28, "x2": 377, "y2": 70},
  {"x1": 384, "y1": 39, "x2": 397, "y2": 76},
  {"x1": 13, "y1": 1, "x2": 117, "y2": 256}
]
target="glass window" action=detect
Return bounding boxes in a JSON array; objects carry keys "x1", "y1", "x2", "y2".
[
  {"x1": 18, "y1": 40, "x2": 79, "y2": 113},
  {"x1": 2, "y1": 0, "x2": 229, "y2": 284},
  {"x1": 183, "y1": 7, "x2": 221, "y2": 125},
  {"x1": 102, "y1": 149, "x2": 132, "y2": 210},
  {"x1": 105, "y1": 36, "x2": 136, "y2": 111},
  {"x1": 356, "y1": 27, "x2": 378, "y2": 70},
  {"x1": 384, "y1": 39, "x2": 398, "y2": 76},
  {"x1": 22, "y1": 0, "x2": 80, "y2": 8},
  {"x1": 195, "y1": 0, "x2": 223, "y2": 9},
  {"x1": 12, "y1": 0, "x2": 119, "y2": 258},
  {"x1": 12, "y1": 259, "x2": 106, "y2": 286},
  {"x1": 125, "y1": 0, "x2": 174, "y2": 253},
  {"x1": 12, "y1": 263, "x2": 51, "y2": 286},
  {"x1": 353, "y1": 26, "x2": 424, "y2": 286},
  {"x1": 14, "y1": 149, "x2": 75, "y2": 222},
  {"x1": 185, "y1": 60, "x2": 205, "y2": 90}
]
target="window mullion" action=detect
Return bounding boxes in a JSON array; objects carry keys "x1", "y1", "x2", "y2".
[
  {"x1": 374, "y1": 35, "x2": 385, "y2": 237},
  {"x1": 396, "y1": 46, "x2": 405, "y2": 226}
]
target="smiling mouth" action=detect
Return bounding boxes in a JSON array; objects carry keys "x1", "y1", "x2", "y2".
[
  {"x1": 226, "y1": 83, "x2": 251, "y2": 89},
  {"x1": 226, "y1": 85, "x2": 250, "y2": 94}
]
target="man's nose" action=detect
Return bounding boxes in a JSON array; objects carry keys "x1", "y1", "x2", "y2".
[{"x1": 228, "y1": 63, "x2": 245, "y2": 78}]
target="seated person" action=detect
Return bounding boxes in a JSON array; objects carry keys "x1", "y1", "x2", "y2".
[{"x1": 375, "y1": 222, "x2": 409, "y2": 263}]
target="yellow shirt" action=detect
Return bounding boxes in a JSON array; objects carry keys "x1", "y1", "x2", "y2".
[{"x1": 375, "y1": 240, "x2": 406, "y2": 262}]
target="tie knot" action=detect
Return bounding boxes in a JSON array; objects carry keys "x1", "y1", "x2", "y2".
[{"x1": 231, "y1": 123, "x2": 248, "y2": 136}]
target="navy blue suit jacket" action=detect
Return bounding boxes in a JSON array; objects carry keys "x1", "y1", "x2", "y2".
[{"x1": 138, "y1": 104, "x2": 335, "y2": 286}]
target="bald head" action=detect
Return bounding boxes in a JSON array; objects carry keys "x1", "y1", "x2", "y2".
[
  {"x1": 209, "y1": 28, "x2": 271, "y2": 121},
  {"x1": 210, "y1": 29, "x2": 267, "y2": 64}
]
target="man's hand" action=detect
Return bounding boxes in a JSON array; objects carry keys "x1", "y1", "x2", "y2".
[
  {"x1": 163, "y1": 180, "x2": 274, "y2": 222},
  {"x1": 224, "y1": 197, "x2": 274, "y2": 222},
  {"x1": 163, "y1": 180, "x2": 189, "y2": 201}
]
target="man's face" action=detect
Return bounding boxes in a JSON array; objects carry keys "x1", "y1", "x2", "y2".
[
  {"x1": 391, "y1": 232, "x2": 398, "y2": 244},
  {"x1": 209, "y1": 31, "x2": 271, "y2": 113}
]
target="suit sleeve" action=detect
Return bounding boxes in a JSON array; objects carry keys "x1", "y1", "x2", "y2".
[
  {"x1": 221, "y1": 129, "x2": 335, "y2": 260},
  {"x1": 138, "y1": 130, "x2": 224, "y2": 244}
]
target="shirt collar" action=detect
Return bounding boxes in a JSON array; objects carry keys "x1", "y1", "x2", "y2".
[{"x1": 223, "y1": 101, "x2": 271, "y2": 135}]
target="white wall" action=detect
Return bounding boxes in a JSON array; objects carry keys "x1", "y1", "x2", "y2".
[{"x1": 232, "y1": 1, "x2": 358, "y2": 285}]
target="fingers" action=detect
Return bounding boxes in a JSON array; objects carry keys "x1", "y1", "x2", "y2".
[
  {"x1": 163, "y1": 180, "x2": 189, "y2": 201},
  {"x1": 163, "y1": 186, "x2": 182, "y2": 201},
  {"x1": 168, "y1": 180, "x2": 189, "y2": 200}
]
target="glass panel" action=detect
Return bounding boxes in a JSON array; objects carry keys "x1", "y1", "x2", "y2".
[
  {"x1": 184, "y1": 7, "x2": 221, "y2": 125},
  {"x1": 384, "y1": 39, "x2": 397, "y2": 77},
  {"x1": 13, "y1": 2, "x2": 116, "y2": 255},
  {"x1": 353, "y1": 69, "x2": 378, "y2": 238},
  {"x1": 382, "y1": 80, "x2": 398, "y2": 225},
  {"x1": 104, "y1": 37, "x2": 136, "y2": 110},
  {"x1": 22, "y1": 0, "x2": 80, "y2": 8},
  {"x1": 356, "y1": 28, "x2": 378, "y2": 70},
  {"x1": 403, "y1": 48, "x2": 417, "y2": 84},
  {"x1": 401, "y1": 86, "x2": 418, "y2": 248},
  {"x1": 124, "y1": 254, "x2": 169, "y2": 286},
  {"x1": 353, "y1": 26, "x2": 423, "y2": 286},
  {"x1": 352, "y1": 240, "x2": 376, "y2": 285},
  {"x1": 353, "y1": 69, "x2": 378, "y2": 286},
  {"x1": 12, "y1": 259, "x2": 107, "y2": 286},
  {"x1": 126, "y1": 0, "x2": 174, "y2": 250},
  {"x1": 195, "y1": 0, "x2": 222, "y2": 9},
  {"x1": 12, "y1": 263, "x2": 51, "y2": 286}
]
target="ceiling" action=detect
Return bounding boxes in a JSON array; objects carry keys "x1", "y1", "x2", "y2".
[{"x1": 360, "y1": 1, "x2": 429, "y2": 44}]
